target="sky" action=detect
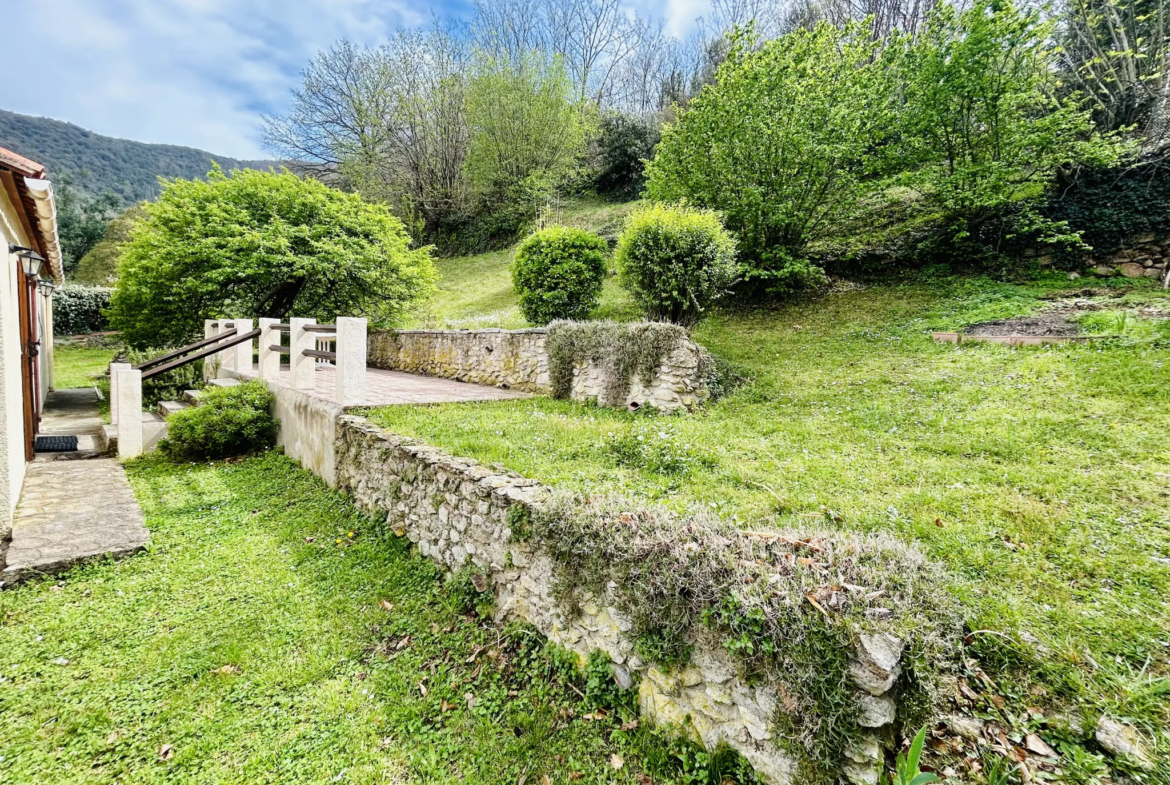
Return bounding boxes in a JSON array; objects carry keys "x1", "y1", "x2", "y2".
[{"x1": 0, "y1": 0, "x2": 707, "y2": 160}]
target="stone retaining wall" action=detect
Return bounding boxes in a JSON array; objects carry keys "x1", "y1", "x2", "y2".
[
  {"x1": 367, "y1": 327, "x2": 711, "y2": 412},
  {"x1": 334, "y1": 414, "x2": 902, "y2": 785},
  {"x1": 1026, "y1": 233, "x2": 1170, "y2": 279}
]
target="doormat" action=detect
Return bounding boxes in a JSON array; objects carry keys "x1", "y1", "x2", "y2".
[{"x1": 34, "y1": 435, "x2": 79, "y2": 452}]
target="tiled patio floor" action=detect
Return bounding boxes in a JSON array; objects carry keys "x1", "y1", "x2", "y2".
[{"x1": 239, "y1": 364, "x2": 531, "y2": 406}]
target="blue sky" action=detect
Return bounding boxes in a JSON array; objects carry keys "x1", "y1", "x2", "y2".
[{"x1": 0, "y1": 0, "x2": 706, "y2": 159}]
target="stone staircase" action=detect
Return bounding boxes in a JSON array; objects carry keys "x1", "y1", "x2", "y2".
[{"x1": 98, "y1": 379, "x2": 240, "y2": 454}]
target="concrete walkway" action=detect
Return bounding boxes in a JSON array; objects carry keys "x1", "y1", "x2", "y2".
[{"x1": 1, "y1": 389, "x2": 148, "y2": 587}]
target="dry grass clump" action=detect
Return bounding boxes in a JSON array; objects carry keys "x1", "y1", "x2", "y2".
[
  {"x1": 546, "y1": 320, "x2": 706, "y2": 405},
  {"x1": 531, "y1": 492, "x2": 962, "y2": 767}
]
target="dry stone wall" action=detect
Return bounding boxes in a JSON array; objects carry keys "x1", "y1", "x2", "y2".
[
  {"x1": 335, "y1": 414, "x2": 903, "y2": 785},
  {"x1": 367, "y1": 327, "x2": 711, "y2": 412},
  {"x1": 1025, "y1": 232, "x2": 1170, "y2": 280}
]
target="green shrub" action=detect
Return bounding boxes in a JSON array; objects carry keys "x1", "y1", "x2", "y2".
[
  {"x1": 615, "y1": 204, "x2": 739, "y2": 325},
  {"x1": 512, "y1": 226, "x2": 608, "y2": 325},
  {"x1": 159, "y1": 381, "x2": 277, "y2": 461},
  {"x1": 52, "y1": 286, "x2": 112, "y2": 336},
  {"x1": 121, "y1": 347, "x2": 204, "y2": 408}
]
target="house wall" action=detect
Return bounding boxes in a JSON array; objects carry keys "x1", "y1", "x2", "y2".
[{"x1": 0, "y1": 189, "x2": 33, "y2": 548}]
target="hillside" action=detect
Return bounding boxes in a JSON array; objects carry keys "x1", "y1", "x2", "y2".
[
  {"x1": 379, "y1": 199, "x2": 1170, "y2": 776},
  {"x1": 0, "y1": 109, "x2": 277, "y2": 205}
]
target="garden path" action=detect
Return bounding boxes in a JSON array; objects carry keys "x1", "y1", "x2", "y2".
[{"x1": 1, "y1": 389, "x2": 148, "y2": 587}]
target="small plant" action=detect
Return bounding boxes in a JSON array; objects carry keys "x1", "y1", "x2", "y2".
[
  {"x1": 582, "y1": 650, "x2": 637, "y2": 713},
  {"x1": 604, "y1": 423, "x2": 716, "y2": 476},
  {"x1": 886, "y1": 726, "x2": 939, "y2": 785},
  {"x1": 443, "y1": 559, "x2": 495, "y2": 617},
  {"x1": 512, "y1": 226, "x2": 608, "y2": 325},
  {"x1": 615, "y1": 203, "x2": 739, "y2": 326},
  {"x1": 159, "y1": 380, "x2": 277, "y2": 461}
]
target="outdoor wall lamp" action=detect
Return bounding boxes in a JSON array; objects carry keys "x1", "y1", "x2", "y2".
[
  {"x1": 8, "y1": 244, "x2": 45, "y2": 278},
  {"x1": 36, "y1": 278, "x2": 56, "y2": 297}
]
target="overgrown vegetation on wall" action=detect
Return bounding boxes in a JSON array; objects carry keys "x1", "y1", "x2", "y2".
[
  {"x1": 545, "y1": 320, "x2": 700, "y2": 405},
  {"x1": 525, "y1": 492, "x2": 961, "y2": 774}
]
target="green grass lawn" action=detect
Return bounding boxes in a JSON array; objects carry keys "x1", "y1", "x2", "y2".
[
  {"x1": 53, "y1": 343, "x2": 117, "y2": 390},
  {"x1": 369, "y1": 275, "x2": 1170, "y2": 760},
  {"x1": 0, "y1": 452, "x2": 737, "y2": 785}
]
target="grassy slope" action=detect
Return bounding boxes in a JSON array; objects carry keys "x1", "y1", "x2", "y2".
[
  {"x1": 374, "y1": 233, "x2": 1170, "y2": 763},
  {"x1": 0, "y1": 452, "x2": 730, "y2": 784},
  {"x1": 409, "y1": 197, "x2": 640, "y2": 329}
]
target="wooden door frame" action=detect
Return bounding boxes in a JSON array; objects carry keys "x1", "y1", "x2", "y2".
[{"x1": 16, "y1": 266, "x2": 37, "y2": 461}]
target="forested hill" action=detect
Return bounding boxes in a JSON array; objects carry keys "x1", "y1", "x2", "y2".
[{"x1": 0, "y1": 109, "x2": 278, "y2": 205}]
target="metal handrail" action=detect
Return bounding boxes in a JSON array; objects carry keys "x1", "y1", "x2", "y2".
[
  {"x1": 269, "y1": 345, "x2": 291, "y2": 354},
  {"x1": 302, "y1": 348, "x2": 337, "y2": 361},
  {"x1": 141, "y1": 328, "x2": 261, "y2": 380},
  {"x1": 136, "y1": 329, "x2": 238, "y2": 371},
  {"x1": 303, "y1": 324, "x2": 337, "y2": 333}
]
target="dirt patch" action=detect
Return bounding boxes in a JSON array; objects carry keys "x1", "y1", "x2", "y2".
[{"x1": 963, "y1": 314, "x2": 1080, "y2": 336}]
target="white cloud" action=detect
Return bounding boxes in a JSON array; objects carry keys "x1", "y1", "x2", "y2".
[{"x1": 0, "y1": 0, "x2": 420, "y2": 158}]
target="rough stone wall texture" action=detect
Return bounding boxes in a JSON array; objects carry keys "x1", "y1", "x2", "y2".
[
  {"x1": 1026, "y1": 233, "x2": 1170, "y2": 279},
  {"x1": 335, "y1": 415, "x2": 901, "y2": 785},
  {"x1": 367, "y1": 328, "x2": 711, "y2": 412}
]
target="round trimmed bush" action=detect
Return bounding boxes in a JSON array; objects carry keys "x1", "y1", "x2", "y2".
[
  {"x1": 512, "y1": 226, "x2": 608, "y2": 326},
  {"x1": 159, "y1": 380, "x2": 278, "y2": 461},
  {"x1": 615, "y1": 204, "x2": 739, "y2": 326}
]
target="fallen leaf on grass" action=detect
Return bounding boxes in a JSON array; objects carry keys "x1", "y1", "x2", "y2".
[
  {"x1": 610, "y1": 754, "x2": 624, "y2": 770},
  {"x1": 541, "y1": 775, "x2": 551, "y2": 785},
  {"x1": 418, "y1": 682, "x2": 428, "y2": 697},
  {"x1": 395, "y1": 636, "x2": 411, "y2": 650},
  {"x1": 212, "y1": 664, "x2": 240, "y2": 675},
  {"x1": 568, "y1": 774, "x2": 584, "y2": 781},
  {"x1": 621, "y1": 720, "x2": 639, "y2": 731},
  {"x1": 1025, "y1": 734, "x2": 1057, "y2": 758},
  {"x1": 159, "y1": 744, "x2": 174, "y2": 760},
  {"x1": 380, "y1": 599, "x2": 394, "y2": 612},
  {"x1": 304, "y1": 536, "x2": 315, "y2": 543},
  {"x1": 636, "y1": 775, "x2": 653, "y2": 785},
  {"x1": 441, "y1": 699, "x2": 456, "y2": 712}
]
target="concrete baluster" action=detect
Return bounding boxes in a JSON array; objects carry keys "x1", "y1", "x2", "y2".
[
  {"x1": 231, "y1": 318, "x2": 254, "y2": 376},
  {"x1": 115, "y1": 368, "x2": 143, "y2": 459},
  {"x1": 109, "y1": 362, "x2": 130, "y2": 425},
  {"x1": 257, "y1": 318, "x2": 281, "y2": 380},
  {"x1": 290, "y1": 317, "x2": 317, "y2": 391},
  {"x1": 334, "y1": 317, "x2": 367, "y2": 406}
]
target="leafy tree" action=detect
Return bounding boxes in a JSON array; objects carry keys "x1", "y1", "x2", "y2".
[
  {"x1": 1059, "y1": 0, "x2": 1168, "y2": 146},
  {"x1": 615, "y1": 203, "x2": 739, "y2": 326},
  {"x1": 108, "y1": 166, "x2": 435, "y2": 349},
  {"x1": 645, "y1": 23, "x2": 897, "y2": 295},
  {"x1": 894, "y1": 0, "x2": 1131, "y2": 256},
  {"x1": 74, "y1": 203, "x2": 147, "y2": 286},
  {"x1": 512, "y1": 226, "x2": 607, "y2": 324},
  {"x1": 464, "y1": 51, "x2": 592, "y2": 198},
  {"x1": 54, "y1": 173, "x2": 119, "y2": 272},
  {"x1": 594, "y1": 111, "x2": 659, "y2": 198}
]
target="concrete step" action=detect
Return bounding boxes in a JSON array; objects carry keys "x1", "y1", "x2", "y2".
[
  {"x1": 99, "y1": 412, "x2": 168, "y2": 455},
  {"x1": 157, "y1": 400, "x2": 190, "y2": 418},
  {"x1": 207, "y1": 378, "x2": 241, "y2": 388},
  {"x1": 180, "y1": 389, "x2": 202, "y2": 405}
]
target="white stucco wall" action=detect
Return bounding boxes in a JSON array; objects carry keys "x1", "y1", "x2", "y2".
[{"x1": 0, "y1": 189, "x2": 32, "y2": 542}]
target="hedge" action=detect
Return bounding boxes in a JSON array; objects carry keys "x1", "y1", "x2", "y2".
[{"x1": 52, "y1": 286, "x2": 112, "y2": 336}]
